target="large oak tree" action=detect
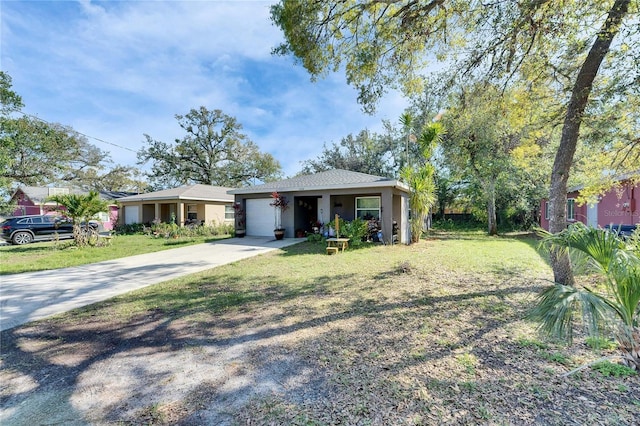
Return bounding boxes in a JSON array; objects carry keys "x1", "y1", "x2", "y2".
[
  {"x1": 271, "y1": 0, "x2": 637, "y2": 285},
  {"x1": 138, "y1": 107, "x2": 282, "y2": 189}
]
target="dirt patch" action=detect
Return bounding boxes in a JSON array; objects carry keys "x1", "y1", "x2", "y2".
[{"x1": 1, "y1": 241, "x2": 638, "y2": 424}]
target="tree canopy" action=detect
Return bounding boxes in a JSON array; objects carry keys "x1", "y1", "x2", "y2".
[
  {"x1": 138, "y1": 107, "x2": 282, "y2": 189},
  {"x1": 0, "y1": 72, "x2": 144, "y2": 213},
  {"x1": 440, "y1": 83, "x2": 552, "y2": 234},
  {"x1": 300, "y1": 129, "x2": 397, "y2": 177},
  {"x1": 271, "y1": 0, "x2": 638, "y2": 284}
]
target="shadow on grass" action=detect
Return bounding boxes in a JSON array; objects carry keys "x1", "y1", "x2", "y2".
[
  {"x1": 0, "y1": 255, "x2": 546, "y2": 423},
  {"x1": 0, "y1": 233, "x2": 558, "y2": 423}
]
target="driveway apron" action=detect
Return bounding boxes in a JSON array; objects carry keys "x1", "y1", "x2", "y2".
[{"x1": 0, "y1": 237, "x2": 299, "y2": 331}]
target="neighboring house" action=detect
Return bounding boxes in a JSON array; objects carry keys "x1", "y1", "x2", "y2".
[
  {"x1": 540, "y1": 176, "x2": 639, "y2": 230},
  {"x1": 116, "y1": 184, "x2": 234, "y2": 226},
  {"x1": 228, "y1": 169, "x2": 411, "y2": 244},
  {"x1": 10, "y1": 186, "x2": 131, "y2": 230}
]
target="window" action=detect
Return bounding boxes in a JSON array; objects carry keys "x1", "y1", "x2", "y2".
[
  {"x1": 567, "y1": 199, "x2": 576, "y2": 221},
  {"x1": 187, "y1": 204, "x2": 198, "y2": 220},
  {"x1": 225, "y1": 205, "x2": 234, "y2": 221},
  {"x1": 544, "y1": 201, "x2": 550, "y2": 220},
  {"x1": 355, "y1": 196, "x2": 381, "y2": 220}
]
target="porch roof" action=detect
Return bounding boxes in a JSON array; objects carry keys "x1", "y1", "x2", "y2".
[{"x1": 117, "y1": 184, "x2": 234, "y2": 203}]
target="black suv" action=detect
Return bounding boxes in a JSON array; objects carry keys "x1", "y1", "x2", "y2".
[{"x1": 1, "y1": 215, "x2": 75, "y2": 245}]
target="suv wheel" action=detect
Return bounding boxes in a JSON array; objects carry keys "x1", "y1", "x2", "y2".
[{"x1": 12, "y1": 231, "x2": 34, "y2": 245}]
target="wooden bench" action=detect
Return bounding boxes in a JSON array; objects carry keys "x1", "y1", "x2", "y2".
[
  {"x1": 326, "y1": 246, "x2": 339, "y2": 255},
  {"x1": 326, "y1": 237, "x2": 349, "y2": 254}
]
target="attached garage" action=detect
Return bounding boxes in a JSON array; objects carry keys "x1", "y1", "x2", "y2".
[
  {"x1": 124, "y1": 205, "x2": 139, "y2": 225},
  {"x1": 245, "y1": 198, "x2": 274, "y2": 236}
]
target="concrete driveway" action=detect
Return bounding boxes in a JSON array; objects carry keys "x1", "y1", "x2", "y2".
[{"x1": 0, "y1": 237, "x2": 300, "y2": 331}]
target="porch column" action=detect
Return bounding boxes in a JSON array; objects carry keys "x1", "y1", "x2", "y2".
[
  {"x1": 176, "y1": 202, "x2": 184, "y2": 225},
  {"x1": 400, "y1": 192, "x2": 410, "y2": 244},
  {"x1": 155, "y1": 203, "x2": 160, "y2": 222},
  {"x1": 381, "y1": 189, "x2": 393, "y2": 244},
  {"x1": 318, "y1": 193, "x2": 331, "y2": 227}
]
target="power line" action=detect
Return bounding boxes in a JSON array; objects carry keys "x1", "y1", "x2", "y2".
[{"x1": 15, "y1": 110, "x2": 139, "y2": 154}]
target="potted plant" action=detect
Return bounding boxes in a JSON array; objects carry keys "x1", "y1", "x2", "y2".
[
  {"x1": 233, "y1": 202, "x2": 246, "y2": 238},
  {"x1": 270, "y1": 191, "x2": 289, "y2": 240}
]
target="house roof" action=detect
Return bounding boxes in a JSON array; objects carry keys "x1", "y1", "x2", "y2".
[
  {"x1": 228, "y1": 169, "x2": 409, "y2": 195},
  {"x1": 567, "y1": 170, "x2": 640, "y2": 192},
  {"x1": 13, "y1": 186, "x2": 133, "y2": 204},
  {"x1": 117, "y1": 184, "x2": 235, "y2": 203}
]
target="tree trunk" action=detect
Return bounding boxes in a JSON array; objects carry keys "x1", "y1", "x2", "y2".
[
  {"x1": 548, "y1": 0, "x2": 629, "y2": 285},
  {"x1": 487, "y1": 182, "x2": 497, "y2": 235}
]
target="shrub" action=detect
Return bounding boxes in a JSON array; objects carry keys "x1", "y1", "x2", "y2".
[
  {"x1": 306, "y1": 233, "x2": 324, "y2": 243},
  {"x1": 341, "y1": 218, "x2": 368, "y2": 247},
  {"x1": 114, "y1": 223, "x2": 146, "y2": 235},
  {"x1": 591, "y1": 361, "x2": 637, "y2": 377}
]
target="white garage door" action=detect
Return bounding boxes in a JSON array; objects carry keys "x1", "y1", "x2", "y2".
[
  {"x1": 246, "y1": 198, "x2": 274, "y2": 236},
  {"x1": 124, "y1": 206, "x2": 139, "y2": 225}
]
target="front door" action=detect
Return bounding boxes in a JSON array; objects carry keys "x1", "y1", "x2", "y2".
[{"x1": 587, "y1": 203, "x2": 598, "y2": 228}]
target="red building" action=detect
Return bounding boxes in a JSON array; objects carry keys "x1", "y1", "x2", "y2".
[
  {"x1": 540, "y1": 176, "x2": 639, "y2": 230},
  {"x1": 9, "y1": 186, "x2": 132, "y2": 231}
]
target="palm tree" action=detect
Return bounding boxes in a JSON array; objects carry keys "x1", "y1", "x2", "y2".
[
  {"x1": 48, "y1": 191, "x2": 110, "y2": 247},
  {"x1": 399, "y1": 112, "x2": 413, "y2": 169},
  {"x1": 399, "y1": 123, "x2": 442, "y2": 243},
  {"x1": 530, "y1": 223, "x2": 640, "y2": 370}
]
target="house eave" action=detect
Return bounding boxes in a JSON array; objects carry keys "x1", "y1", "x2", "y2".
[
  {"x1": 229, "y1": 180, "x2": 409, "y2": 195},
  {"x1": 118, "y1": 195, "x2": 233, "y2": 203}
]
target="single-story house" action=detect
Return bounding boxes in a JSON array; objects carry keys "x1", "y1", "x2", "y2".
[
  {"x1": 540, "y1": 175, "x2": 639, "y2": 230},
  {"x1": 10, "y1": 186, "x2": 132, "y2": 230},
  {"x1": 228, "y1": 169, "x2": 411, "y2": 244},
  {"x1": 116, "y1": 184, "x2": 234, "y2": 226}
]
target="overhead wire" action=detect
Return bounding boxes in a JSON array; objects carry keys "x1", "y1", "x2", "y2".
[{"x1": 14, "y1": 110, "x2": 138, "y2": 153}]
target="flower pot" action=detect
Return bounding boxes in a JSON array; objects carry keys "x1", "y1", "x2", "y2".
[
  {"x1": 236, "y1": 229, "x2": 246, "y2": 238},
  {"x1": 274, "y1": 229, "x2": 285, "y2": 240}
]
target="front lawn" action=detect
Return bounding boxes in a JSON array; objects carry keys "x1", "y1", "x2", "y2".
[
  {"x1": 1, "y1": 233, "x2": 637, "y2": 425},
  {"x1": 0, "y1": 233, "x2": 231, "y2": 275}
]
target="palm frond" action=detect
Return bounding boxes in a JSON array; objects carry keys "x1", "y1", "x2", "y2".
[
  {"x1": 541, "y1": 223, "x2": 624, "y2": 274},
  {"x1": 528, "y1": 284, "x2": 612, "y2": 343}
]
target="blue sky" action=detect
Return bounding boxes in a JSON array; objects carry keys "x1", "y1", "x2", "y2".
[{"x1": 1, "y1": 0, "x2": 408, "y2": 178}]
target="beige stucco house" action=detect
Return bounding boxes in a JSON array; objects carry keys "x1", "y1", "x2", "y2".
[{"x1": 116, "y1": 184, "x2": 234, "y2": 226}]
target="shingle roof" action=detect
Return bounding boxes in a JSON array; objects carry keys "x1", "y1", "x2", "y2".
[
  {"x1": 16, "y1": 186, "x2": 136, "y2": 203},
  {"x1": 117, "y1": 184, "x2": 235, "y2": 203},
  {"x1": 229, "y1": 169, "x2": 409, "y2": 195}
]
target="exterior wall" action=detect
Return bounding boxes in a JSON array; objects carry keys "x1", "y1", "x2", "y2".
[
  {"x1": 117, "y1": 200, "x2": 232, "y2": 226},
  {"x1": 540, "y1": 179, "x2": 639, "y2": 230},
  {"x1": 11, "y1": 189, "x2": 57, "y2": 216},
  {"x1": 597, "y1": 181, "x2": 639, "y2": 227},
  {"x1": 204, "y1": 203, "x2": 230, "y2": 225},
  {"x1": 236, "y1": 186, "x2": 410, "y2": 243}
]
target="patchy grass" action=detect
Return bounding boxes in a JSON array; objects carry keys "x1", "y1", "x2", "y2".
[
  {"x1": 1, "y1": 234, "x2": 638, "y2": 425},
  {"x1": 0, "y1": 234, "x2": 231, "y2": 274}
]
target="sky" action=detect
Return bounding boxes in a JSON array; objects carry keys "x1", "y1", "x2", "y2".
[{"x1": 1, "y1": 0, "x2": 409, "y2": 179}]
